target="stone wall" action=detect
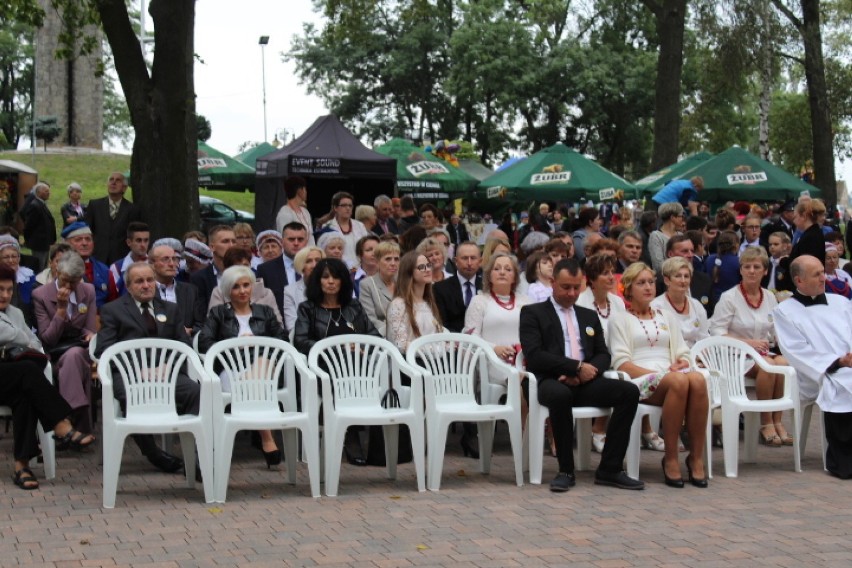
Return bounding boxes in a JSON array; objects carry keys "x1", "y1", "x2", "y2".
[{"x1": 34, "y1": 0, "x2": 104, "y2": 149}]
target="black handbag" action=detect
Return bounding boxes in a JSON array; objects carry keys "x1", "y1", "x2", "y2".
[
  {"x1": 46, "y1": 338, "x2": 88, "y2": 362},
  {"x1": 0, "y1": 345, "x2": 49, "y2": 370}
]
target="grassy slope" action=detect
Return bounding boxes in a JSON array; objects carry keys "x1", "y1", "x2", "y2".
[{"x1": 0, "y1": 151, "x2": 256, "y2": 239}]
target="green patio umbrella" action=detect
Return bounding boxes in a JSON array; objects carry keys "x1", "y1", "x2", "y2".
[
  {"x1": 235, "y1": 142, "x2": 276, "y2": 169},
  {"x1": 374, "y1": 138, "x2": 478, "y2": 199},
  {"x1": 457, "y1": 158, "x2": 495, "y2": 181},
  {"x1": 197, "y1": 141, "x2": 256, "y2": 190},
  {"x1": 634, "y1": 151, "x2": 712, "y2": 191},
  {"x1": 475, "y1": 143, "x2": 635, "y2": 203},
  {"x1": 642, "y1": 146, "x2": 819, "y2": 203}
]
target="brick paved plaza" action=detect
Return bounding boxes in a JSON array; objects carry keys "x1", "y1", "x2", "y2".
[{"x1": 2, "y1": 420, "x2": 850, "y2": 567}]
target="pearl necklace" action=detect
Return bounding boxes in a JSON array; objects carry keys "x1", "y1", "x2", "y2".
[
  {"x1": 738, "y1": 282, "x2": 763, "y2": 310},
  {"x1": 594, "y1": 297, "x2": 611, "y2": 319}
]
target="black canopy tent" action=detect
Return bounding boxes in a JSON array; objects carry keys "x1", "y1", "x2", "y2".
[{"x1": 254, "y1": 115, "x2": 396, "y2": 231}]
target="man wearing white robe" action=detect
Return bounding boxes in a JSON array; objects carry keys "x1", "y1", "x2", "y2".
[{"x1": 773, "y1": 255, "x2": 852, "y2": 479}]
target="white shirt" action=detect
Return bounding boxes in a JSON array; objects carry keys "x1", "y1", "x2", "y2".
[
  {"x1": 157, "y1": 280, "x2": 177, "y2": 303},
  {"x1": 276, "y1": 203, "x2": 315, "y2": 245}
]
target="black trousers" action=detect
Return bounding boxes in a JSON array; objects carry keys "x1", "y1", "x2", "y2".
[
  {"x1": 824, "y1": 411, "x2": 852, "y2": 479},
  {"x1": 0, "y1": 361, "x2": 72, "y2": 461},
  {"x1": 527, "y1": 376, "x2": 639, "y2": 475}
]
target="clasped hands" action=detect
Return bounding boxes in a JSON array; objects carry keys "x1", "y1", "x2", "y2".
[{"x1": 558, "y1": 362, "x2": 598, "y2": 386}]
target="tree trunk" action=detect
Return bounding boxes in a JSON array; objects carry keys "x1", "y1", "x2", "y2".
[
  {"x1": 96, "y1": 0, "x2": 198, "y2": 240},
  {"x1": 644, "y1": 0, "x2": 687, "y2": 171},
  {"x1": 758, "y1": 54, "x2": 772, "y2": 161},
  {"x1": 800, "y1": 0, "x2": 836, "y2": 211}
]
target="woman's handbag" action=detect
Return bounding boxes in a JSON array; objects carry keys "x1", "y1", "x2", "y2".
[
  {"x1": 0, "y1": 345, "x2": 49, "y2": 370},
  {"x1": 46, "y1": 338, "x2": 88, "y2": 363}
]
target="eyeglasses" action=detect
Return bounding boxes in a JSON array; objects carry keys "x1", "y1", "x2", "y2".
[
  {"x1": 416, "y1": 263, "x2": 433, "y2": 272},
  {"x1": 155, "y1": 256, "x2": 181, "y2": 264}
]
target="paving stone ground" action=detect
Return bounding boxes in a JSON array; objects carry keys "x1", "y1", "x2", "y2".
[{"x1": 1, "y1": 419, "x2": 850, "y2": 567}]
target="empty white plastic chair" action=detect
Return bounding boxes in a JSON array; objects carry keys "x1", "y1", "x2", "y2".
[
  {"x1": 799, "y1": 398, "x2": 827, "y2": 471},
  {"x1": 690, "y1": 336, "x2": 801, "y2": 477},
  {"x1": 204, "y1": 337, "x2": 320, "y2": 502},
  {"x1": 98, "y1": 339, "x2": 214, "y2": 507},
  {"x1": 309, "y1": 335, "x2": 425, "y2": 496},
  {"x1": 408, "y1": 333, "x2": 523, "y2": 491}
]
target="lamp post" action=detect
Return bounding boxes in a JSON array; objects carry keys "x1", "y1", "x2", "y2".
[{"x1": 259, "y1": 35, "x2": 270, "y2": 142}]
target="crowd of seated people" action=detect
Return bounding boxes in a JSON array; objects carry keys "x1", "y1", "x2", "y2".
[{"x1": 6, "y1": 170, "x2": 852, "y2": 494}]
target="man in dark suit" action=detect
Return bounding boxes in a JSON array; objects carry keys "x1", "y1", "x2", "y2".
[
  {"x1": 615, "y1": 230, "x2": 643, "y2": 274},
  {"x1": 85, "y1": 171, "x2": 143, "y2": 265},
  {"x1": 256, "y1": 222, "x2": 308, "y2": 317},
  {"x1": 446, "y1": 214, "x2": 469, "y2": 248},
  {"x1": 433, "y1": 241, "x2": 482, "y2": 332},
  {"x1": 22, "y1": 182, "x2": 56, "y2": 270},
  {"x1": 655, "y1": 234, "x2": 715, "y2": 317},
  {"x1": 95, "y1": 262, "x2": 198, "y2": 474},
  {"x1": 520, "y1": 258, "x2": 644, "y2": 492},
  {"x1": 190, "y1": 225, "x2": 236, "y2": 311},
  {"x1": 150, "y1": 244, "x2": 204, "y2": 335},
  {"x1": 372, "y1": 195, "x2": 400, "y2": 236},
  {"x1": 760, "y1": 200, "x2": 795, "y2": 249}
]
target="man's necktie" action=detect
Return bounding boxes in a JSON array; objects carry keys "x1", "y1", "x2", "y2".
[
  {"x1": 140, "y1": 302, "x2": 158, "y2": 336},
  {"x1": 464, "y1": 281, "x2": 473, "y2": 307},
  {"x1": 564, "y1": 307, "x2": 582, "y2": 360},
  {"x1": 109, "y1": 201, "x2": 118, "y2": 220}
]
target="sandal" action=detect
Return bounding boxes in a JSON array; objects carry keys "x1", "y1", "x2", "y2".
[
  {"x1": 641, "y1": 431, "x2": 666, "y2": 451},
  {"x1": 759, "y1": 425, "x2": 782, "y2": 447},
  {"x1": 13, "y1": 467, "x2": 38, "y2": 490},
  {"x1": 53, "y1": 428, "x2": 95, "y2": 452},
  {"x1": 774, "y1": 423, "x2": 794, "y2": 446}
]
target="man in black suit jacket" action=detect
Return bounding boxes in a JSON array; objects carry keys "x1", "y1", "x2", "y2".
[
  {"x1": 85, "y1": 172, "x2": 143, "y2": 265},
  {"x1": 433, "y1": 241, "x2": 482, "y2": 332},
  {"x1": 191, "y1": 225, "x2": 236, "y2": 311},
  {"x1": 96, "y1": 262, "x2": 197, "y2": 473},
  {"x1": 446, "y1": 214, "x2": 469, "y2": 248},
  {"x1": 372, "y1": 195, "x2": 400, "y2": 236},
  {"x1": 520, "y1": 259, "x2": 643, "y2": 492},
  {"x1": 760, "y1": 200, "x2": 795, "y2": 249},
  {"x1": 149, "y1": 244, "x2": 205, "y2": 334},
  {"x1": 255, "y1": 222, "x2": 308, "y2": 318},
  {"x1": 22, "y1": 182, "x2": 56, "y2": 270}
]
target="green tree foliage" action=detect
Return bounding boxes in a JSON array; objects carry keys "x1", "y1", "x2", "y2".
[
  {"x1": 196, "y1": 113, "x2": 211, "y2": 142},
  {"x1": 0, "y1": 16, "x2": 34, "y2": 149}
]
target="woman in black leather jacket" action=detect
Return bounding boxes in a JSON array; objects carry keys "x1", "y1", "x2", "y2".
[
  {"x1": 197, "y1": 265, "x2": 287, "y2": 468},
  {"x1": 293, "y1": 258, "x2": 379, "y2": 464}
]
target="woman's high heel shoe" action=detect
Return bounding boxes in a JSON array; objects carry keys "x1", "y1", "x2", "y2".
[
  {"x1": 685, "y1": 455, "x2": 708, "y2": 488},
  {"x1": 262, "y1": 448, "x2": 282, "y2": 469},
  {"x1": 662, "y1": 457, "x2": 684, "y2": 488}
]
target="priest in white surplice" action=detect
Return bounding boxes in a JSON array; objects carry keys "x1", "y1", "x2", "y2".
[{"x1": 773, "y1": 255, "x2": 852, "y2": 479}]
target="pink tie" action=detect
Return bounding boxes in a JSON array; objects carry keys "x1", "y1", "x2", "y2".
[{"x1": 564, "y1": 307, "x2": 582, "y2": 360}]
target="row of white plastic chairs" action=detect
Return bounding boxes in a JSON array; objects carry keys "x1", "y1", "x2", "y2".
[
  {"x1": 92, "y1": 332, "x2": 824, "y2": 508},
  {"x1": 94, "y1": 332, "x2": 528, "y2": 507}
]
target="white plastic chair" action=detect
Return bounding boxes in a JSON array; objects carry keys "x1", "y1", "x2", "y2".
[
  {"x1": 309, "y1": 335, "x2": 425, "y2": 496},
  {"x1": 408, "y1": 333, "x2": 523, "y2": 491},
  {"x1": 97, "y1": 339, "x2": 215, "y2": 507},
  {"x1": 799, "y1": 398, "x2": 827, "y2": 471},
  {"x1": 0, "y1": 362, "x2": 56, "y2": 480},
  {"x1": 690, "y1": 336, "x2": 801, "y2": 477},
  {"x1": 204, "y1": 337, "x2": 320, "y2": 502}
]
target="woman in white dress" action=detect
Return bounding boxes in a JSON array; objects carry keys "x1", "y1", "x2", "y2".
[
  {"x1": 524, "y1": 251, "x2": 554, "y2": 303},
  {"x1": 709, "y1": 247, "x2": 791, "y2": 446},
  {"x1": 282, "y1": 246, "x2": 324, "y2": 334},
  {"x1": 651, "y1": 256, "x2": 709, "y2": 348},
  {"x1": 386, "y1": 251, "x2": 442, "y2": 353},
  {"x1": 609, "y1": 262, "x2": 709, "y2": 488}
]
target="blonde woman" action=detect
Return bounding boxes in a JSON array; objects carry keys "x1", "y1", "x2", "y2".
[
  {"x1": 416, "y1": 237, "x2": 452, "y2": 283},
  {"x1": 482, "y1": 237, "x2": 512, "y2": 267},
  {"x1": 359, "y1": 241, "x2": 400, "y2": 336},
  {"x1": 282, "y1": 246, "x2": 325, "y2": 334}
]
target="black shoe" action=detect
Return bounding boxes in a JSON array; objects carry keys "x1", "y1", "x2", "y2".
[
  {"x1": 685, "y1": 456, "x2": 708, "y2": 488},
  {"x1": 262, "y1": 448, "x2": 282, "y2": 468},
  {"x1": 594, "y1": 470, "x2": 645, "y2": 490},
  {"x1": 146, "y1": 449, "x2": 184, "y2": 474},
  {"x1": 661, "y1": 458, "x2": 684, "y2": 488},
  {"x1": 344, "y1": 430, "x2": 367, "y2": 466},
  {"x1": 460, "y1": 435, "x2": 480, "y2": 459},
  {"x1": 549, "y1": 472, "x2": 576, "y2": 492}
]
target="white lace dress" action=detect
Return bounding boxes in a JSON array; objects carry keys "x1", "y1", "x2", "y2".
[
  {"x1": 386, "y1": 298, "x2": 440, "y2": 352},
  {"x1": 464, "y1": 292, "x2": 532, "y2": 386}
]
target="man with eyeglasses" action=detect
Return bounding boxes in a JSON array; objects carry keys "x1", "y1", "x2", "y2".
[
  {"x1": 739, "y1": 215, "x2": 764, "y2": 256},
  {"x1": 149, "y1": 244, "x2": 204, "y2": 336}
]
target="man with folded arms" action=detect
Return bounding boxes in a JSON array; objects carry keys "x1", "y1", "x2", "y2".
[{"x1": 520, "y1": 258, "x2": 644, "y2": 492}]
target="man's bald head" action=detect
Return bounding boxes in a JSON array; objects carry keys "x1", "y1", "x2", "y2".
[{"x1": 790, "y1": 255, "x2": 825, "y2": 297}]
